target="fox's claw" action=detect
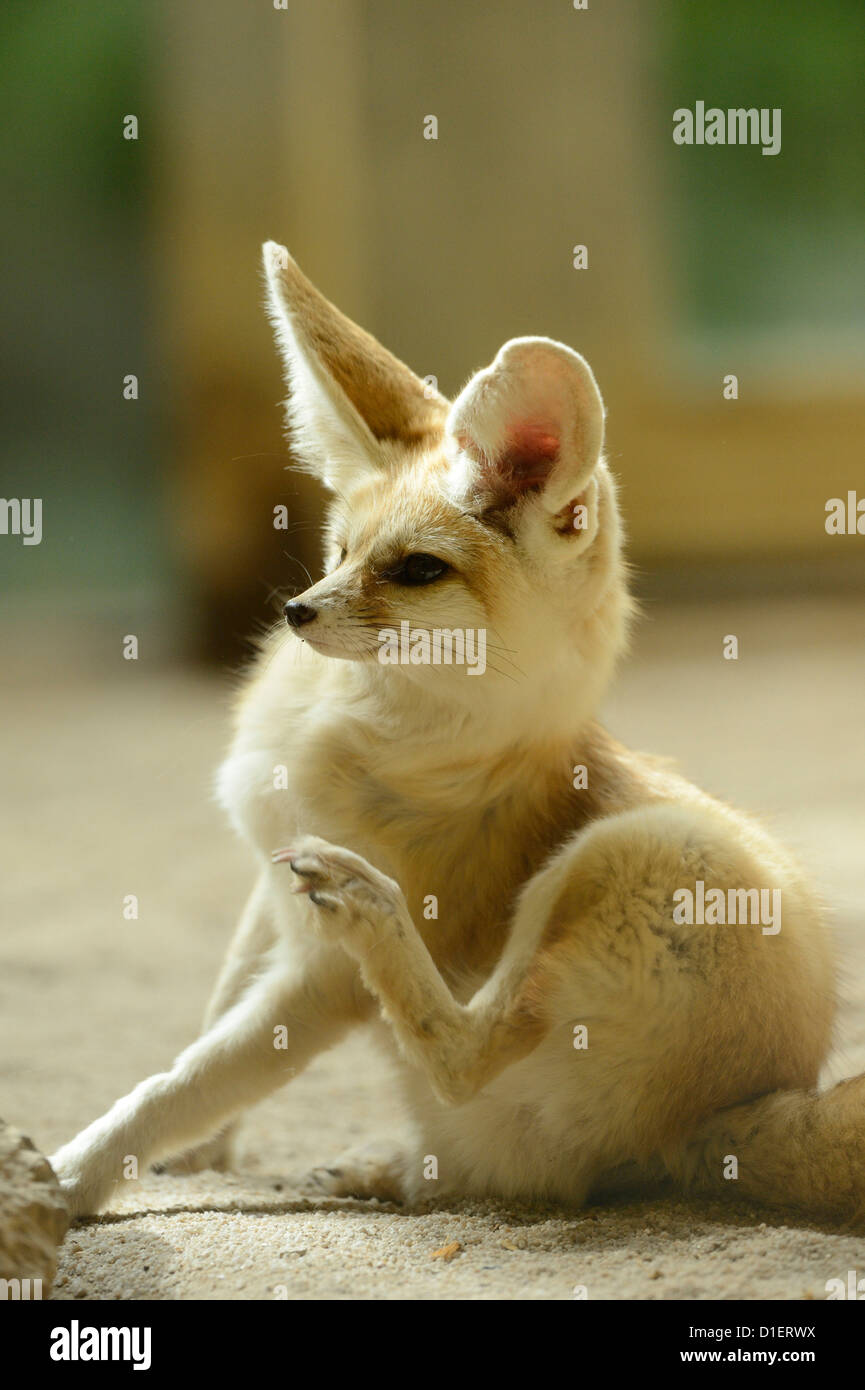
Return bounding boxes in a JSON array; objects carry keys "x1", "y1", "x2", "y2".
[
  {"x1": 271, "y1": 845, "x2": 297, "y2": 865},
  {"x1": 308, "y1": 888, "x2": 340, "y2": 911},
  {"x1": 272, "y1": 835, "x2": 405, "y2": 953}
]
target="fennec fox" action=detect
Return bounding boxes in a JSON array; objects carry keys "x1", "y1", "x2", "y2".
[{"x1": 52, "y1": 243, "x2": 864, "y2": 1224}]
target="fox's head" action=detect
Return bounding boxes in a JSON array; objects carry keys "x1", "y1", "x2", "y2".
[{"x1": 264, "y1": 241, "x2": 633, "y2": 733}]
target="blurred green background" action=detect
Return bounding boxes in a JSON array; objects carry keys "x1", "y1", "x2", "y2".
[{"x1": 1, "y1": 0, "x2": 863, "y2": 663}]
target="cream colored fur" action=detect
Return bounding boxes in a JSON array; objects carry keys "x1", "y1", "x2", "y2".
[{"x1": 52, "y1": 244, "x2": 864, "y2": 1226}]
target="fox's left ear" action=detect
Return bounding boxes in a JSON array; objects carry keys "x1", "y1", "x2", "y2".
[
  {"x1": 263, "y1": 241, "x2": 447, "y2": 489},
  {"x1": 446, "y1": 337, "x2": 605, "y2": 524}
]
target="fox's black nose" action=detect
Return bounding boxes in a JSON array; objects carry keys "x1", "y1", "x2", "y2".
[{"x1": 283, "y1": 601, "x2": 317, "y2": 629}]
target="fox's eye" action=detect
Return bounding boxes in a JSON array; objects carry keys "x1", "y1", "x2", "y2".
[
  {"x1": 391, "y1": 553, "x2": 450, "y2": 586},
  {"x1": 338, "y1": 547, "x2": 347, "y2": 564}
]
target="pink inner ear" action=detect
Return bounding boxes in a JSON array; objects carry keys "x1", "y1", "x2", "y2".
[{"x1": 492, "y1": 419, "x2": 560, "y2": 492}]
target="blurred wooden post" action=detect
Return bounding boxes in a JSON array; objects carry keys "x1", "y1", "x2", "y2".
[{"x1": 155, "y1": 0, "x2": 371, "y2": 662}]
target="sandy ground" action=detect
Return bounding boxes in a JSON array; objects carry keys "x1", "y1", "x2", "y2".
[{"x1": 2, "y1": 595, "x2": 864, "y2": 1301}]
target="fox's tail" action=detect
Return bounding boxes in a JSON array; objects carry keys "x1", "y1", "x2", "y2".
[{"x1": 671, "y1": 1074, "x2": 865, "y2": 1225}]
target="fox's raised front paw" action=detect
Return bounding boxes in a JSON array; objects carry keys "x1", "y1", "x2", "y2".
[{"x1": 272, "y1": 835, "x2": 405, "y2": 954}]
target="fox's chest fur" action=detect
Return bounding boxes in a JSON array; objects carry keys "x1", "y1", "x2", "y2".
[{"x1": 218, "y1": 638, "x2": 681, "y2": 996}]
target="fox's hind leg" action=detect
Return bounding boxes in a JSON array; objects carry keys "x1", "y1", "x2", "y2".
[
  {"x1": 273, "y1": 835, "x2": 554, "y2": 1105},
  {"x1": 276, "y1": 824, "x2": 833, "y2": 1211}
]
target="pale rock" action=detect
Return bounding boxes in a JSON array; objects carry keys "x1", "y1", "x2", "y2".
[{"x1": 0, "y1": 1120, "x2": 69, "y2": 1297}]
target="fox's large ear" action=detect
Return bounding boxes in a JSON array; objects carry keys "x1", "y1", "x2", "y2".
[
  {"x1": 446, "y1": 337, "x2": 605, "y2": 523},
  {"x1": 263, "y1": 242, "x2": 447, "y2": 489}
]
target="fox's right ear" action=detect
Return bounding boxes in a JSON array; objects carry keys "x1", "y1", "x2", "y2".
[
  {"x1": 446, "y1": 336, "x2": 606, "y2": 522},
  {"x1": 263, "y1": 242, "x2": 447, "y2": 489}
]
